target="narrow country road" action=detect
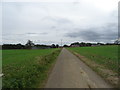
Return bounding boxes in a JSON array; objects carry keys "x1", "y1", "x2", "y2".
[{"x1": 45, "y1": 48, "x2": 112, "y2": 88}]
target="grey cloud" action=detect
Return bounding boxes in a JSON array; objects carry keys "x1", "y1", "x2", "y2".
[
  {"x1": 26, "y1": 32, "x2": 48, "y2": 35},
  {"x1": 42, "y1": 16, "x2": 72, "y2": 26},
  {"x1": 65, "y1": 23, "x2": 118, "y2": 42},
  {"x1": 66, "y1": 30, "x2": 101, "y2": 42},
  {"x1": 41, "y1": 16, "x2": 72, "y2": 24},
  {"x1": 51, "y1": 17, "x2": 71, "y2": 24},
  {"x1": 2, "y1": 32, "x2": 48, "y2": 36},
  {"x1": 26, "y1": 33, "x2": 37, "y2": 35},
  {"x1": 2, "y1": 2, "x2": 118, "y2": 44},
  {"x1": 2, "y1": 32, "x2": 48, "y2": 43}
]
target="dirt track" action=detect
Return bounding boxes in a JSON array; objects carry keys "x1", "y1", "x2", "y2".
[{"x1": 45, "y1": 48, "x2": 113, "y2": 88}]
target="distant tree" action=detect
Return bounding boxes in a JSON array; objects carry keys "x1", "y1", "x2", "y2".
[
  {"x1": 2, "y1": 43, "x2": 25, "y2": 49},
  {"x1": 86, "y1": 43, "x2": 92, "y2": 46},
  {"x1": 70, "y1": 42, "x2": 80, "y2": 47},
  {"x1": 97, "y1": 43, "x2": 104, "y2": 45},
  {"x1": 56, "y1": 44, "x2": 59, "y2": 48},
  {"x1": 114, "y1": 39, "x2": 120, "y2": 45},
  {"x1": 63, "y1": 45, "x2": 69, "y2": 47},
  {"x1": 80, "y1": 42, "x2": 86, "y2": 46},
  {"x1": 106, "y1": 43, "x2": 114, "y2": 45},
  {"x1": 70, "y1": 42, "x2": 92, "y2": 47},
  {"x1": 51, "y1": 44, "x2": 56, "y2": 48},
  {"x1": 34, "y1": 44, "x2": 51, "y2": 49},
  {"x1": 25, "y1": 40, "x2": 34, "y2": 49},
  {"x1": 16, "y1": 43, "x2": 22, "y2": 48}
]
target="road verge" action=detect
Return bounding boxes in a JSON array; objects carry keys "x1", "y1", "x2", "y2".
[
  {"x1": 68, "y1": 49, "x2": 118, "y2": 88},
  {"x1": 3, "y1": 49, "x2": 61, "y2": 88}
]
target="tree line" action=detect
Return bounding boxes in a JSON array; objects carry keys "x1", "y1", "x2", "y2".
[
  {"x1": 63, "y1": 42, "x2": 119, "y2": 47},
  {"x1": 2, "y1": 40, "x2": 59, "y2": 50},
  {"x1": 2, "y1": 39, "x2": 120, "y2": 50}
]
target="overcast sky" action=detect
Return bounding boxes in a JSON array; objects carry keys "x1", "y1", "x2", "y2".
[{"x1": 2, "y1": 0, "x2": 119, "y2": 45}]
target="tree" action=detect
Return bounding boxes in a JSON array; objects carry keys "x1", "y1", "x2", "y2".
[
  {"x1": 2, "y1": 44, "x2": 25, "y2": 49},
  {"x1": 51, "y1": 44, "x2": 56, "y2": 48},
  {"x1": 56, "y1": 44, "x2": 59, "y2": 48},
  {"x1": 70, "y1": 42, "x2": 80, "y2": 47},
  {"x1": 114, "y1": 39, "x2": 120, "y2": 45},
  {"x1": 25, "y1": 40, "x2": 34, "y2": 49},
  {"x1": 63, "y1": 45, "x2": 69, "y2": 47}
]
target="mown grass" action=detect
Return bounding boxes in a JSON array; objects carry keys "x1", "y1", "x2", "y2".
[
  {"x1": 2, "y1": 48, "x2": 61, "y2": 88},
  {"x1": 68, "y1": 45, "x2": 118, "y2": 72}
]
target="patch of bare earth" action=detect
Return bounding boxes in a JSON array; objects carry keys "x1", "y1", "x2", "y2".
[{"x1": 71, "y1": 51, "x2": 119, "y2": 88}]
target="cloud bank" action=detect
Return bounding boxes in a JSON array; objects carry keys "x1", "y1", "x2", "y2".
[
  {"x1": 2, "y1": 0, "x2": 118, "y2": 45},
  {"x1": 65, "y1": 23, "x2": 118, "y2": 42}
]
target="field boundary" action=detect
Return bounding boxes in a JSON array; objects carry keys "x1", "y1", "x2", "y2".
[
  {"x1": 32, "y1": 49, "x2": 62, "y2": 88},
  {"x1": 67, "y1": 49, "x2": 119, "y2": 88},
  {"x1": 3, "y1": 49, "x2": 61, "y2": 88},
  {"x1": 39, "y1": 49, "x2": 62, "y2": 88}
]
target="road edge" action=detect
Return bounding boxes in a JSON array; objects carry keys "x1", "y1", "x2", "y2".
[
  {"x1": 67, "y1": 48, "x2": 118, "y2": 88},
  {"x1": 38, "y1": 49, "x2": 62, "y2": 88}
]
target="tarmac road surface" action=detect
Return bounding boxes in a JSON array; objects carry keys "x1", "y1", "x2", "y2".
[{"x1": 45, "y1": 48, "x2": 113, "y2": 88}]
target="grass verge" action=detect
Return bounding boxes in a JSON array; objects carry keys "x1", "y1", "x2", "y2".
[
  {"x1": 2, "y1": 49, "x2": 61, "y2": 88},
  {"x1": 68, "y1": 46, "x2": 118, "y2": 87}
]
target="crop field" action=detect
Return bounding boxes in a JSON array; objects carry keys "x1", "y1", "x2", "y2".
[
  {"x1": 2, "y1": 48, "x2": 61, "y2": 88},
  {"x1": 68, "y1": 45, "x2": 118, "y2": 72}
]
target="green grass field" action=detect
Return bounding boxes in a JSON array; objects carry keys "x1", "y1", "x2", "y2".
[
  {"x1": 68, "y1": 45, "x2": 118, "y2": 72},
  {"x1": 2, "y1": 48, "x2": 61, "y2": 88}
]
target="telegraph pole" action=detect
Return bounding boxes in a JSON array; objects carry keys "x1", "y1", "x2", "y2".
[{"x1": 61, "y1": 39, "x2": 62, "y2": 47}]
